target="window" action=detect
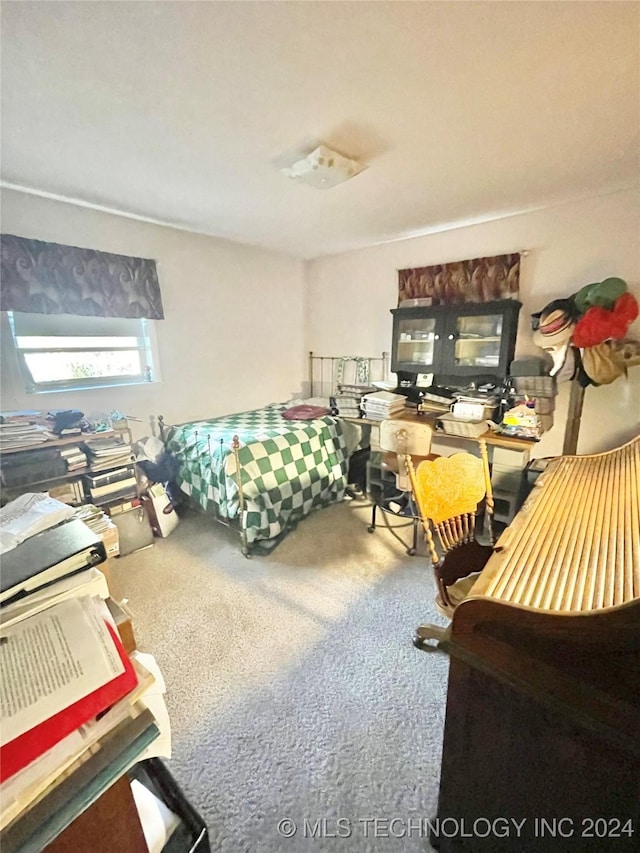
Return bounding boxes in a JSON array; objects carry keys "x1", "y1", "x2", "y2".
[{"x1": 7, "y1": 312, "x2": 157, "y2": 393}]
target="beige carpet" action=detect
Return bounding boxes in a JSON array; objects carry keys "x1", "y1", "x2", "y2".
[{"x1": 109, "y1": 499, "x2": 448, "y2": 852}]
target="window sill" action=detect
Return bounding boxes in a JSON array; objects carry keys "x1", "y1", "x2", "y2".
[{"x1": 25, "y1": 379, "x2": 161, "y2": 395}]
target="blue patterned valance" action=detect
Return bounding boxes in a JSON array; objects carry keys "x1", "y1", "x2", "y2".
[{"x1": 0, "y1": 234, "x2": 164, "y2": 320}]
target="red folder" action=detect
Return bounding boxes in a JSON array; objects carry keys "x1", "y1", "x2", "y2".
[{"x1": 0, "y1": 623, "x2": 138, "y2": 783}]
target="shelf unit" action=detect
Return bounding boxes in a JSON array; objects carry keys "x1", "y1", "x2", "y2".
[{"x1": 0, "y1": 428, "x2": 133, "y2": 507}]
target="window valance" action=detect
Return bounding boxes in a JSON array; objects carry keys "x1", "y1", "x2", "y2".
[{"x1": 0, "y1": 234, "x2": 164, "y2": 320}]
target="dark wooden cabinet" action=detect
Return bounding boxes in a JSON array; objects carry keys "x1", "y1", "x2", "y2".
[{"x1": 390, "y1": 299, "x2": 521, "y2": 385}]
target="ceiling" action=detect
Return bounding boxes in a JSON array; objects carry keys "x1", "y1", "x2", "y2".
[{"x1": 1, "y1": 1, "x2": 638, "y2": 259}]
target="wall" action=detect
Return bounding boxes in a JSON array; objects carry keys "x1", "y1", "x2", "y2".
[
  {"x1": 1, "y1": 189, "x2": 305, "y2": 440},
  {"x1": 305, "y1": 190, "x2": 640, "y2": 456}
]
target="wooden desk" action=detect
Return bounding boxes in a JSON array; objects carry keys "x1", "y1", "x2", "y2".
[
  {"x1": 430, "y1": 436, "x2": 640, "y2": 852},
  {"x1": 346, "y1": 411, "x2": 534, "y2": 452}
]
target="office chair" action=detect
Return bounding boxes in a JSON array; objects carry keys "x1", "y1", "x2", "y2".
[{"x1": 405, "y1": 441, "x2": 495, "y2": 647}]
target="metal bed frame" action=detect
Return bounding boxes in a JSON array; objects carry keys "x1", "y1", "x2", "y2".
[
  {"x1": 157, "y1": 352, "x2": 389, "y2": 556},
  {"x1": 308, "y1": 351, "x2": 389, "y2": 398}
]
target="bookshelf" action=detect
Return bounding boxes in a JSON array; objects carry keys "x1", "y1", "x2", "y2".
[
  {"x1": 0, "y1": 428, "x2": 134, "y2": 507},
  {"x1": 0, "y1": 428, "x2": 131, "y2": 456}
]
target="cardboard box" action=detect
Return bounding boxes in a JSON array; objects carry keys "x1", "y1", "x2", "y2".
[
  {"x1": 106, "y1": 598, "x2": 136, "y2": 653},
  {"x1": 101, "y1": 521, "x2": 120, "y2": 558}
]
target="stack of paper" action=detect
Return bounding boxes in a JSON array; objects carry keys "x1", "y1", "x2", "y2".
[
  {"x1": 334, "y1": 384, "x2": 377, "y2": 418},
  {"x1": 72, "y1": 503, "x2": 113, "y2": 535},
  {"x1": 0, "y1": 422, "x2": 52, "y2": 450},
  {"x1": 0, "y1": 493, "x2": 75, "y2": 555},
  {"x1": 84, "y1": 466, "x2": 138, "y2": 507},
  {"x1": 361, "y1": 391, "x2": 408, "y2": 421},
  {"x1": 83, "y1": 436, "x2": 133, "y2": 472},
  {"x1": 0, "y1": 521, "x2": 170, "y2": 841}
]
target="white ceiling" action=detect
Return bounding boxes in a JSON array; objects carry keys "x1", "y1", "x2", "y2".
[{"x1": 1, "y1": 1, "x2": 638, "y2": 259}]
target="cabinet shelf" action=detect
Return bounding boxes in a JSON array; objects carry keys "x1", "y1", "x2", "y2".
[{"x1": 391, "y1": 300, "x2": 521, "y2": 383}]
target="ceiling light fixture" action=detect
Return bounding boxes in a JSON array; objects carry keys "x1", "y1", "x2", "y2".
[{"x1": 280, "y1": 145, "x2": 365, "y2": 189}]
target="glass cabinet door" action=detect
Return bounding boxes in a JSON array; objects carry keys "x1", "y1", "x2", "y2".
[
  {"x1": 394, "y1": 315, "x2": 439, "y2": 370},
  {"x1": 450, "y1": 312, "x2": 504, "y2": 369}
]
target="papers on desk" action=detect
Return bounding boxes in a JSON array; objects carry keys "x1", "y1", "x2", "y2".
[{"x1": 361, "y1": 391, "x2": 408, "y2": 421}]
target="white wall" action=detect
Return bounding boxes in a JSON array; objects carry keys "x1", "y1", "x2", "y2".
[
  {"x1": 1, "y1": 189, "x2": 305, "y2": 440},
  {"x1": 305, "y1": 189, "x2": 640, "y2": 456}
]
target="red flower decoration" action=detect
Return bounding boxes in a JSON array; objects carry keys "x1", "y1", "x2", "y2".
[{"x1": 573, "y1": 292, "x2": 638, "y2": 348}]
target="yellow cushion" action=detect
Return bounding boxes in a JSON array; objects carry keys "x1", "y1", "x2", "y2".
[{"x1": 413, "y1": 453, "x2": 485, "y2": 524}]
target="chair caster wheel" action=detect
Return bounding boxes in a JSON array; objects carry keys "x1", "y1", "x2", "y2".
[
  {"x1": 412, "y1": 635, "x2": 425, "y2": 649},
  {"x1": 367, "y1": 526, "x2": 375, "y2": 533}
]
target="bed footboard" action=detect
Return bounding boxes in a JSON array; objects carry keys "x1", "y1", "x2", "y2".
[{"x1": 157, "y1": 415, "x2": 251, "y2": 556}]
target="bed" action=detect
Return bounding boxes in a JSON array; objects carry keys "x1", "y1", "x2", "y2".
[{"x1": 158, "y1": 352, "x2": 389, "y2": 555}]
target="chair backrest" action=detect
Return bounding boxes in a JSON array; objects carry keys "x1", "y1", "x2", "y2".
[
  {"x1": 380, "y1": 422, "x2": 434, "y2": 491},
  {"x1": 405, "y1": 447, "x2": 494, "y2": 569}
]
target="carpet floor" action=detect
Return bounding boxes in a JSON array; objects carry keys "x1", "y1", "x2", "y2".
[{"x1": 109, "y1": 499, "x2": 449, "y2": 852}]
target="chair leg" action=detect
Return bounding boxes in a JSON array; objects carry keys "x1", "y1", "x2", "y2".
[{"x1": 413, "y1": 623, "x2": 449, "y2": 649}]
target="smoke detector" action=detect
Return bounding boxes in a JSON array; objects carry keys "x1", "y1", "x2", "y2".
[{"x1": 280, "y1": 145, "x2": 365, "y2": 189}]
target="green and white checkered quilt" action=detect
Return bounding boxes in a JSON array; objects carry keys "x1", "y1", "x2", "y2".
[{"x1": 166, "y1": 404, "x2": 349, "y2": 546}]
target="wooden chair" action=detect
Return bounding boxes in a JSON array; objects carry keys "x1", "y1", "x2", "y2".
[{"x1": 405, "y1": 441, "x2": 495, "y2": 647}]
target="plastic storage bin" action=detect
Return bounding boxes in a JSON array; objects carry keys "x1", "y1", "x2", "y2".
[{"x1": 128, "y1": 759, "x2": 210, "y2": 853}]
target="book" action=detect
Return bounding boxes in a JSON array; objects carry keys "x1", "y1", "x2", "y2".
[
  {"x1": 0, "y1": 598, "x2": 139, "y2": 783},
  {"x1": 107, "y1": 498, "x2": 141, "y2": 516},
  {"x1": 84, "y1": 437, "x2": 130, "y2": 455},
  {"x1": 1, "y1": 709, "x2": 159, "y2": 851},
  {"x1": 89, "y1": 476, "x2": 137, "y2": 499},
  {"x1": 0, "y1": 410, "x2": 42, "y2": 424},
  {"x1": 0, "y1": 519, "x2": 106, "y2": 607},
  {"x1": 84, "y1": 466, "x2": 135, "y2": 489},
  {"x1": 0, "y1": 660, "x2": 156, "y2": 829},
  {"x1": 89, "y1": 455, "x2": 134, "y2": 473}
]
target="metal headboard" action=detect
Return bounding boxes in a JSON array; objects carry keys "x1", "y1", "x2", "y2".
[{"x1": 308, "y1": 352, "x2": 389, "y2": 398}]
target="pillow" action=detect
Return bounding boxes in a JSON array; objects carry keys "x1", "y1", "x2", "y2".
[{"x1": 282, "y1": 404, "x2": 330, "y2": 420}]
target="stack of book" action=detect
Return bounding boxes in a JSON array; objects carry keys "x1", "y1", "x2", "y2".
[
  {"x1": 361, "y1": 391, "x2": 408, "y2": 421},
  {"x1": 48, "y1": 479, "x2": 85, "y2": 506},
  {"x1": 72, "y1": 504, "x2": 120, "y2": 559},
  {"x1": 84, "y1": 466, "x2": 138, "y2": 508},
  {"x1": 83, "y1": 436, "x2": 133, "y2": 472},
  {"x1": 72, "y1": 504, "x2": 112, "y2": 536},
  {"x1": 60, "y1": 445, "x2": 88, "y2": 473},
  {"x1": 0, "y1": 520, "x2": 169, "y2": 847},
  {"x1": 333, "y1": 384, "x2": 377, "y2": 418},
  {"x1": 0, "y1": 412, "x2": 52, "y2": 450}
]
